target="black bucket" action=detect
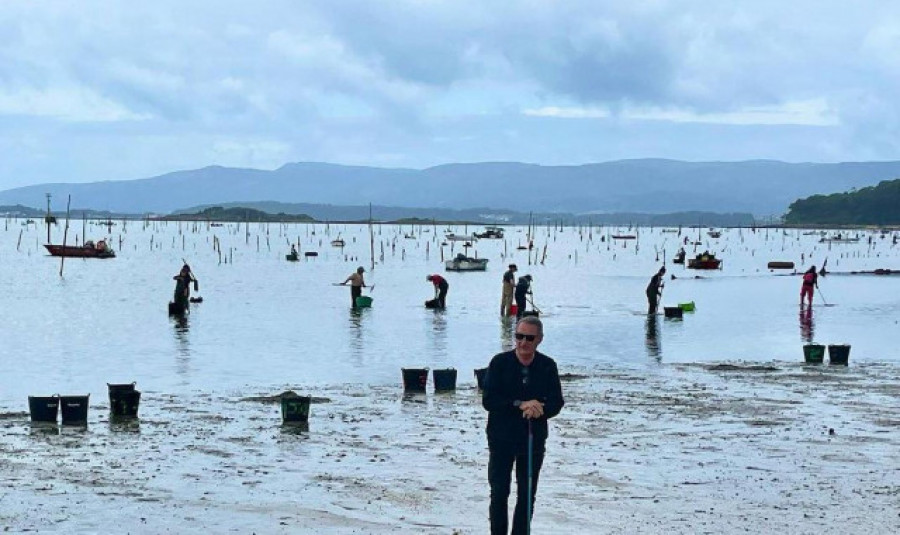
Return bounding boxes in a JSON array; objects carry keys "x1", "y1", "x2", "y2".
[
  {"x1": 109, "y1": 383, "x2": 141, "y2": 418},
  {"x1": 828, "y1": 344, "x2": 851, "y2": 366},
  {"x1": 433, "y1": 368, "x2": 457, "y2": 392},
  {"x1": 803, "y1": 344, "x2": 825, "y2": 364},
  {"x1": 60, "y1": 395, "x2": 89, "y2": 425},
  {"x1": 402, "y1": 368, "x2": 429, "y2": 392},
  {"x1": 663, "y1": 306, "x2": 683, "y2": 319},
  {"x1": 281, "y1": 395, "x2": 311, "y2": 423},
  {"x1": 28, "y1": 395, "x2": 59, "y2": 423},
  {"x1": 474, "y1": 368, "x2": 488, "y2": 389}
]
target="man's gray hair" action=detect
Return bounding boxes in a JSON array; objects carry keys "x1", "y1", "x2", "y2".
[{"x1": 516, "y1": 315, "x2": 543, "y2": 336}]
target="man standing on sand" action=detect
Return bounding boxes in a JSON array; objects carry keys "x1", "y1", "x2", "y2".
[
  {"x1": 483, "y1": 316, "x2": 564, "y2": 535},
  {"x1": 342, "y1": 266, "x2": 366, "y2": 307},
  {"x1": 646, "y1": 266, "x2": 666, "y2": 314},
  {"x1": 501, "y1": 263, "x2": 517, "y2": 316}
]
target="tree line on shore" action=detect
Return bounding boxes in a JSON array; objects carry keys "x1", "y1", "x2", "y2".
[{"x1": 784, "y1": 178, "x2": 900, "y2": 226}]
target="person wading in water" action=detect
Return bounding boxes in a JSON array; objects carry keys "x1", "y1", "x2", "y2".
[
  {"x1": 800, "y1": 265, "x2": 818, "y2": 308},
  {"x1": 646, "y1": 266, "x2": 665, "y2": 314}
]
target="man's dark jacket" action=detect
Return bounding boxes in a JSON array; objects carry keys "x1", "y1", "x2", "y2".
[{"x1": 482, "y1": 350, "x2": 564, "y2": 446}]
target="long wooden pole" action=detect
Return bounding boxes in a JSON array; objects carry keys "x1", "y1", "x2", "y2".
[
  {"x1": 369, "y1": 203, "x2": 375, "y2": 271},
  {"x1": 59, "y1": 195, "x2": 71, "y2": 277}
]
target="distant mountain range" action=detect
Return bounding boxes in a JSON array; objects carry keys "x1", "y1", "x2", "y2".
[{"x1": 2, "y1": 159, "x2": 900, "y2": 217}]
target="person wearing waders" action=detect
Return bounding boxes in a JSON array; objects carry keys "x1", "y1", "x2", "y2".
[
  {"x1": 342, "y1": 266, "x2": 366, "y2": 307},
  {"x1": 426, "y1": 274, "x2": 449, "y2": 308},
  {"x1": 514, "y1": 275, "x2": 532, "y2": 319},
  {"x1": 646, "y1": 266, "x2": 665, "y2": 314},
  {"x1": 483, "y1": 316, "x2": 564, "y2": 535},
  {"x1": 173, "y1": 264, "x2": 197, "y2": 310},
  {"x1": 800, "y1": 265, "x2": 818, "y2": 308},
  {"x1": 501, "y1": 264, "x2": 518, "y2": 316}
]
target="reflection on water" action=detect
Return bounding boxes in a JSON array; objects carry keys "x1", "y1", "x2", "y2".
[
  {"x1": 799, "y1": 307, "x2": 814, "y2": 343},
  {"x1": 645, "y1": 315, "x2": 661, "y2": 360},
  {"x1": 171, "y1": 315, "x2": 191, "y2": 382},
  {"x1": 348, "y1": 307, "x2": 365, "y2": 355},
  {"x1": 172, "y1": 314, "x2": 190, "y2": 355},
  {"x1": 280, "y1": 422, "x2": 310, "y2": 436},
  {"x1": 109, "y1": 417, "x2": 141, "y2": 433},
  {"x1": 430, "y1": 310, "x2": 447, "y2": 354},
  {"x1": 28, "y1": 423, "x2": 60, "y2": 436},
  {"x1": 401, "y1": 392, "x2": 428, "y2": 405}
]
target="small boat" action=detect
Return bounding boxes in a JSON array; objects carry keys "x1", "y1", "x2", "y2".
[
  {"x1": 304, "y1": 251, "x2": 318, "y2": 257},
  {"x1": 611, "y1": 234, "x2": 636, "y2": 240},
  {"x1": 767, "y1": 261, "x2": 795, "y2": 270},
  {"x1": 445, "y1": 233, "x2": 475, "y2": 242},
  {"x1": 687, "y1": 252, "x2": 722, "y2": 270},
  {"x1": 673, "y1": 249, "x2": 686, "y2": 264},
  {"x1": 819, "y1": 236, "x2": 860, "y2": 243},
  {"x1": 286, "y1": 253, "x2": 299, "y2": 262},
  {"x1": 44, "y1": 240, "x2": 115, "y2": 259},
  {"x1": 474, "y1": 226, "x2": 504, "y2": 239},
  {"x1": 707, "y1": 230, "x2": 721, "y2": 238},
  {"x1": 331, "y1": 239, "x2": 345, "y2": 247},
  {"x1": 445, "y1": 253, "x2": 489, "y2": 272}
]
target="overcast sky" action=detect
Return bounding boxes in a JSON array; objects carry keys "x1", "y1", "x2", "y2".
[{"x1": 1, "y1": 1, "x2": 899, "y2": 189}]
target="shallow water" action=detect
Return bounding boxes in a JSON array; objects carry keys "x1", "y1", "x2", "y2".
[
  {"x1": 1, "y1": 220, "x2": 899, "y2": 533},
  {"x1": 1, "y1": 221, "x2": 899, "y2": 403}
]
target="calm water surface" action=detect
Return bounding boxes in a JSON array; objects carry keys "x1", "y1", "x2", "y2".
[{"x1": 2, "y1": 220, "x2": 899, "y2": 405}]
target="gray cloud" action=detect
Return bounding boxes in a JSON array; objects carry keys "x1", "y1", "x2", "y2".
[{"x1": 0, "y1": 1, "x2": 899, "y2": 189}]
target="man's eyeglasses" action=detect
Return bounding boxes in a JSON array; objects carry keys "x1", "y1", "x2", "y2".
[{"x1": 514, "y1": 333, "x2": 536, "y2": 342}]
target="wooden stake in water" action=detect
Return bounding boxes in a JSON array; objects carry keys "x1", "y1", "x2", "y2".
[
  {"x1": 59, "y1": 195, "x2": 71, "y2": 277},
  {"x1": 369, "y1": 203, "x2": 375, "y2": 271}
]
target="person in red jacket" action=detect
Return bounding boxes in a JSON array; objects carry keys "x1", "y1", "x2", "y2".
[
  {"x1": 426, "y1": 274, "x2": 449, "y2": 308},
  {"x1": 800, "y1": 265, "x2": 818, "y2": 308}
]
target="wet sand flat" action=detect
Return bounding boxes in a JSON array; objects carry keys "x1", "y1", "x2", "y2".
[{"x1": 2, "y1": 362, "x2": 898, "y2": 534}]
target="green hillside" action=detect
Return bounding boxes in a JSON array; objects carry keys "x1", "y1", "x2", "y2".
[
  {"x1": 784, "y1": 179, "x2": 900, "y2": 225},
  {"x1": 159, "y1": 206, "x2": 315, "y2": 222}
]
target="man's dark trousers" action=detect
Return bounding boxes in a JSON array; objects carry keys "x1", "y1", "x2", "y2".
[{"x1": 488, "y1": 439, "x2": 545, "y2": 535}]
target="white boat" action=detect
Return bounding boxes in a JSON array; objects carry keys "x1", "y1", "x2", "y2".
[
  {"x1": 445, "y1": 233, "x2": 475, "y2": 242},
  {"x1": 445, "y1": 254, "x2": 489, "y2": 272},
  {"x1": 474, "y1": 226, "x2": 504, "y2": 239}
]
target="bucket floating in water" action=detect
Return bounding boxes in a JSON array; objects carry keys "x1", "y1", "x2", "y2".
[
  {"x1": 108, "y1": 383, "x2": 141, "y2": 418},
  {"x1": 663, "y1": 306, "x2": 683, "y2": 319},
  {"x1": 678, "y1": 301, "x2": 695, "y2": 312},
  {"x1": 803, "y1": 344, "x2": 825, "y2": 364},
  {"x1": 432, "y1": 368, "x2": 457, "y2": 391},
  {"x1": 28, "y1": 395, "x2": 59, "y2": 423},
  {"x1": 355, "y1": 295, "x2": 373, "y2": 308},
  {"x1": 509, "y1": 304, "x2": 518, "y2": 316},
  {"x1": 828, "y1": 344, "x2": 851, "y2": 366},
  {"x1": 60, "y1": 395, "x2": 89, "y2": 425},
  {"x1": 281, "y1": 394, "x2": 312, "y2": 423},
  {"x1": 402, "y1": 368, "x2": 429, "y2": 392},
  {"x1": 474, "y1": 368, "x2": 488, "y2": 389}
]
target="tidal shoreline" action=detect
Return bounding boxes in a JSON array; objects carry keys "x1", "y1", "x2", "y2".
[{"x1": 2, "y1": 361, "x2": 898, "y2": 534}]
